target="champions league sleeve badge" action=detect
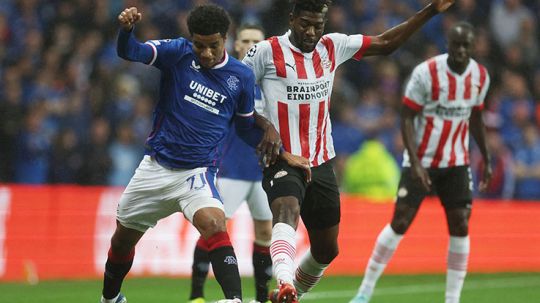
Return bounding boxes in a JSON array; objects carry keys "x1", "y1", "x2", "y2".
[{"x1": 246, "y1": 45, "x2": 257, "y2": 57}]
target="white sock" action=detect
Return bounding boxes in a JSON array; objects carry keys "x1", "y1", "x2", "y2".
[
  {"x1": 357, "y1": 224, "x2": 403, "y2": 298},
  {"x1": 293, "y1": 249, "x2": 329, "y2": 298},
  {"x1": 270, "y1": 223, "x2": 297, "y2": 284},
  {"x1": 446, "y1": 236, "x2": 470, "y2": 303}
]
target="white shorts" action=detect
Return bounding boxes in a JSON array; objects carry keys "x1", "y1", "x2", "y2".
[
  {"x1": 218, "y1": 178, "x2": 272, "y2": 221},
  {"x1": 116, "y1": 156, "x2": 224, "y2": 232}
]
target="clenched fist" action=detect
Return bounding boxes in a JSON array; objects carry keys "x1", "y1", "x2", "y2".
[{"x1": 118, "y1": 7, "x2": 142, "y2": 32}]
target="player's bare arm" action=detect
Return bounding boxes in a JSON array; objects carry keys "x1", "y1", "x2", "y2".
[
  {"x1": 254, "y1": 111, "x2": 282, "y2": 167},
  {"x1": 363, "y1": 0, "x2": 455, "y2": 57},
  {"x1": 118, "y1": 7, "x2": 142, "y2": 32},
  {"x1": 469, "y1": 110, "x2": 492, "y2": 192},
  {"x1": 401, "y1": 105, "x2": 431, "y2": 191}
]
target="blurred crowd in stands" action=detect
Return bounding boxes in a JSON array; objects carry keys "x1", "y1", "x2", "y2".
[{"x1": 0, "y1": 0, "x2": 539, "y2": 200}]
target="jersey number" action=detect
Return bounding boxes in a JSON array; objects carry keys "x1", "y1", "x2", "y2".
[{"x1": 188, "y1": 173, "x2": 206, "y2": 190}]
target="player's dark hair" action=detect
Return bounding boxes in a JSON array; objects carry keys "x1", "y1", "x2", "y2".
[
  {"x1": 292, "y1": 0, "x2": 332, "y2": 16},
  {"x1": 187, "y1": 4, "x2": 231, "y2": 37},
  {"x1": 236, "y1": 23, "x2": 265, "y2": 37}
]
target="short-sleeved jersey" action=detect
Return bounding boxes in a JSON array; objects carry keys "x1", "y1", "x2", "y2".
[
  {"x1": 243, "y1": 31, "x2": 371, "y2": 167},
  {"x1": 402, "y1": 54, "x2": 490, "y2": 168},
  {"x1": 143, "y1": 38, "x2": 255, "y2": 169},
  {"x1": 218, "y1": 85, "x2": 265, "y2": 181}
]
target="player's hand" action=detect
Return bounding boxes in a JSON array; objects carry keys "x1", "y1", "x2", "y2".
[
  {"x1": 257, "y1": 124, "x2": 282, "y2": 167},
  {"x1": 118, "y1": 7, "x2": 142, "y2": 32},
  {"x1": 478, "y1": 163, "x2": 493, "y2": 192},
  {"x1": 280, "y1": 151, "x2": 311, "y2": 182},
  {"x1": 411, "y1": 163, "x2": 431, "y2": 192},
  {"x1": 431, "y1": 0, "x2": 455, "y2": 13}
]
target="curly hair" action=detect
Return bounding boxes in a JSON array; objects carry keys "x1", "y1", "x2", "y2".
[
  {"x1": 187, "y1": 4, "x2": 231, "y2": 37},
  {"x1": 292, "y1": 0, "x2": 333, "y2": 16}
]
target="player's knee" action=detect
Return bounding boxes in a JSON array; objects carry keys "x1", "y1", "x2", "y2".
[
  {"x1": 390, "y1": 218, "x2": 411, "y2": 234},
  {"x1": 449, "y1": 220, "x2": 469, "y2": 236},
  {"x1": 312, "y1": 245, "x2": 339, "y2": 264},
  {"x1": 110, "y1": 238, "x2": 134, "y2": 256},
  {"x1": 271, "y1": 197, "x2": 300, "y2": 224},
  {"x1": 196, "y1": 216, "x2": 227, "y2": 238}
]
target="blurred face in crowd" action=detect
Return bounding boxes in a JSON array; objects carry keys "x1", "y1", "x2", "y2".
[
  {"x1": 235, "y1": 28, "x2": 264, "y2": 59},
  {"x1": 447, "y1": 25, "x2": 475, "y2": 71},
  {"x1": 289, "y1": 7, "x2": 328, "y2": 53},
  {"x1": 192, "y1": 33, "x2": 226, "y2": 69}
]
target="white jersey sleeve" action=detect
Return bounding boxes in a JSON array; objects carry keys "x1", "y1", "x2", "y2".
[
  {"x1": 403, "y1": 63, "x2": 430, "y2": 111},
  {"x1": 242, "y1": 41, "x2": 272, "y2": 84},
  {"x1": 323, "y1": 33, "x2": 372, "y2": 66},
  {"x1": 475, "y1": 64, "x2": 490, "y2": 110}
]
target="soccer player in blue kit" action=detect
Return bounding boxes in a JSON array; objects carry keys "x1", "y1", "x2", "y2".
[
  {"x1": 99, "y1": 5, "x2": 310, "y2": 303},
  {"x1": 188, "y1": 24, "x2": 273, "y2": 303}
]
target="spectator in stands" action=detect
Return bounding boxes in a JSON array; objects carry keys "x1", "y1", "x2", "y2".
[
  {"x1": 490, "y1": 0, "x2": 535, "y2": 50},
  {"x1": 472, "y1": 130, "x2": 515, "y2": 199},
  {"x1": 513, "y1": 123, "x2": 540, "y2": 200}
]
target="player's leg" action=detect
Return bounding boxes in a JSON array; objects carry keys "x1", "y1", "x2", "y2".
[
  {"x1": 262, "y1": 159, "x2": 307, "y2": 302},
  {"x1": 191, "y1": 207, "x2": 242, "y2": 300},
  {"x1": 351, "y1": 168, "x2": 428, "y2": 303},
  {"x1": 440, "y1": 166, "x2": 473, "y2": 303},
  {"x1": 187, "y1": 178, "x2": 251, "y2": 302},
  {"x1": 182, "y1": 169, "x2": 243, "y2": 300},
  {"x1": 293, "y1": 161, "x2": 340, "y2": 299},
  {"x1": 189, "y1": 236, "x2": 210, "y2": 302},
  {"x1": 101, "y1": 223, "x2": 143, "y2": 303},
  {"x1": 247, "y1": 182, "x2": 273, "y2": 302},
  {"x1": 101, "y1": 155, "x2": 177, "y2": 303}
]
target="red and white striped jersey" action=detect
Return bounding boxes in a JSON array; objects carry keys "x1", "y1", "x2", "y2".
[
  {"x1": 402, "y1": 54, "x2": 490, "y2": 168},
  {"x1": 243, "y1": 31, "x2": 371, "y2": 166}
]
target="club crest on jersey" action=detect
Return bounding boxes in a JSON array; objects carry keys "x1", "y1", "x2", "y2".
[
  {"x1": 227, "y1": 75, "x2": 240, "y2": 91},
  {"x1": 274, "y1": 170, "x2": 288, "y2": 179},
  {"x1": 321, "y1": 58, "x2": 332, "y2": 69},
  {"x1": 246, "y1": 45, "x2": 257, "y2": 57}
]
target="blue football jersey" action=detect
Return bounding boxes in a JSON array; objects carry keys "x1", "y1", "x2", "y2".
[
  {"x1": 218, "y1": 86, "x2": 265, "y2": 181},
  {"x1": 141, "y1": 37, "x2": 256, "y2": 169}
]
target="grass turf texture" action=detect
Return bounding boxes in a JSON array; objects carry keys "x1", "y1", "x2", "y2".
[{"x1": 1, "y1": 273, "x2": 539, "y2": 303}]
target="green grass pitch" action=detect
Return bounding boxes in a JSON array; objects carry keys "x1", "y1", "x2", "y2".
[{"x1": 1, "y1": 273, "x2": 539, "y2": 302}]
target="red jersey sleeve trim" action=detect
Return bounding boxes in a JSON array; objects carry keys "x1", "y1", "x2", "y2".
[
  {"x1": 353, "y1": 35, "x2": 372, "y2": 61},
  {"x1": 403, "y1": 96, "x2": 423, "y2": 111},
  {"x1": 473, "y1": 104, "x2": 484, "y2": 111}
]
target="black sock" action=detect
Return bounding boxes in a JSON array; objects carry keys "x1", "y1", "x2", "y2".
[
  {"x1": 207, "y1": 232, "x2": 242, "y2": 300},
  {"x1": 102, "y1": 248, "x2": 134, "y2": 299},
  {"x1": 253, "y1": 243, "x2": 272, "y2": 302},
  {"x1": 190, "y1": 244, "x2": 210, "y2": 299}
]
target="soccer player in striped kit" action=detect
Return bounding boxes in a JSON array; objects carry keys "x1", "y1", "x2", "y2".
[
  {"x1": 188, "y1": 24, "x2": 274, "y2": 303},
  {"x1": 242, "y1": 0, "x2": 455, "y2": 302},
  {"x1": 350, "y1": 22, "x2": 492, "y2": 303},
  {"x1": 100, "y1": 5, "x2": 309, "y2": 303}
]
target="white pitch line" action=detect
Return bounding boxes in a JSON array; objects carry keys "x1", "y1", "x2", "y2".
[{"x1": 300, "y1": 276, "x2": 540, "y2": 300}]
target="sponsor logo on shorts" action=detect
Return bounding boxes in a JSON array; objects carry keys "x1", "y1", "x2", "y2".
[
  {"x1": 274, "y1": 170, "x2": 288, "y2": 179},
  {"x1": 224, "y1": 256, "x2": 238, "y2": 265},
  {"x1": 397, "y1": 187, "x2": 408, "y2": 198}
]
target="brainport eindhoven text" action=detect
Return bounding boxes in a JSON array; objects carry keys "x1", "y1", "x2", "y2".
[{"x1": 286, "y1": 81, "x2": 331, "y2": 101}]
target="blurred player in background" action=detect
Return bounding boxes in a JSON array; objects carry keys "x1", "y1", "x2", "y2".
[
  {"x1": 350, "y1": 22, "x2": 492, "y2": 303},
  {"x1": 188, "y1": 24, "x2": 273, "y2": 303},
  {"x1": 242, "y1": 0, "x2": 456, "y2": 302},
  {"x1": 100, "y1": 5, "x2": 309, "y2": 303}
]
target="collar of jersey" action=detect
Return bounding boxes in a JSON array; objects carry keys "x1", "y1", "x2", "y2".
[
  {"x1": 283, "y1": 30, "x2": 314, "y2": 59},
  {"x1": 209, "y1": 50, "x2": 229, "y2": 69}
]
